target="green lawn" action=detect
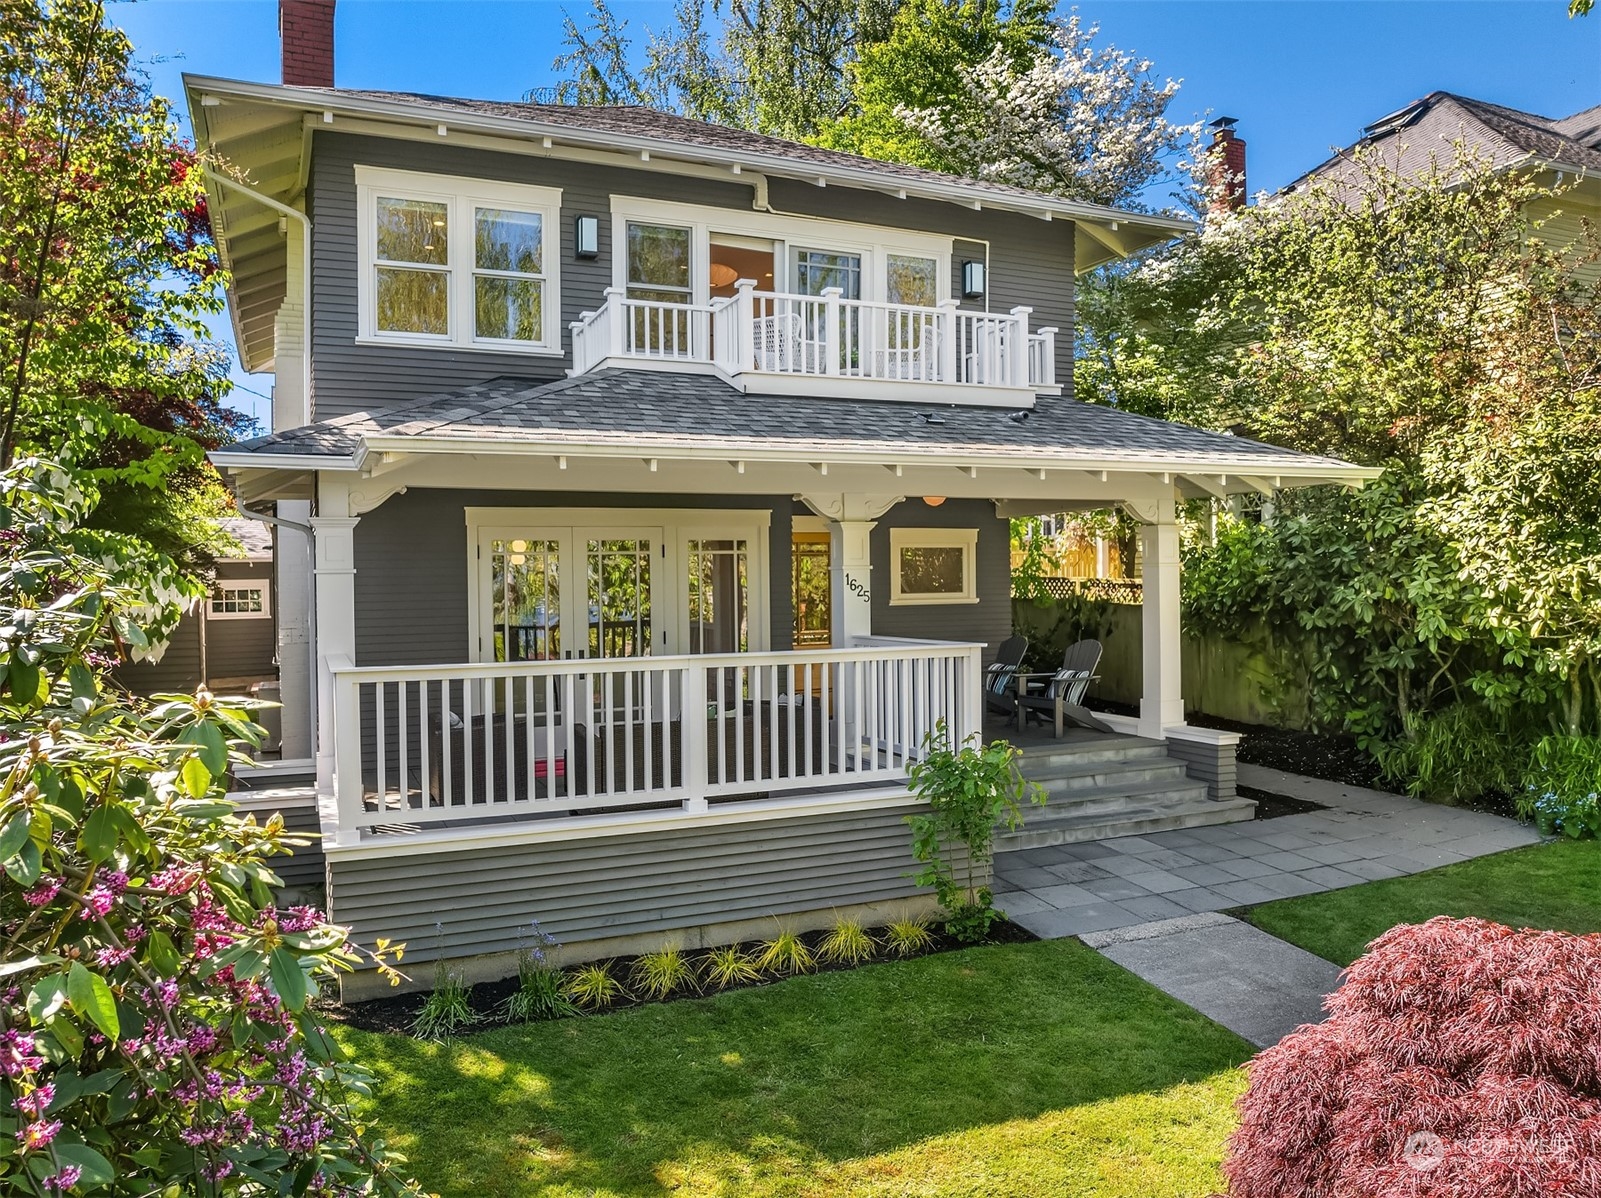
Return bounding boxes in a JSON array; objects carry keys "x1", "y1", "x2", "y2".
[
  {"x1": 1244, "y1": 839, "x2": 1601, "y2": 966},
  {"x1": 337, "y1": 939, "x2": 1252, "y2": 1197}
]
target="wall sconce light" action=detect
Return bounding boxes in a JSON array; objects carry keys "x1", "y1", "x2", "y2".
[
  {"x1": 961, "y1": 261, "x2": 986, "y2": 299},
  {"x1": 575, "y1": 215, "x2": 599, "y2": 258},
  {"x1": 922, "y1": 496, "x2": 947, "y2": 507}
]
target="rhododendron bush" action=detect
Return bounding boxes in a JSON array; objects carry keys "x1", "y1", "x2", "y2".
[
  {"x1": 0, "y1": 461, "x2": 414, "y2": 1196},
  {"x1": 1224, "y1": 916, "x2": 1601, "y2": 1197}
]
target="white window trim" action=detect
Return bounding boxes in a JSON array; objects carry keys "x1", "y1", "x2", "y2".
[
  {"x1": 355, "y1": 165, "x2": 563, "y2": 354},
  {"x1": 610, "y1": 195, "x2": 953, "y2": 308},
  {"x1": 889, "y1": 527, "x2": 979, "y2": 606},
  {"x1": 464, "y1": 506, "x2": 772, "y2": 659},
  {"x1": 209, "y1": 584, "x2": 272, "y2": 620}
]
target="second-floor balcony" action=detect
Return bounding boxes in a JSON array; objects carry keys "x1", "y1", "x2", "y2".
[{"x1": 570, "y1": 280, "x2": 1059, "y2": 406}]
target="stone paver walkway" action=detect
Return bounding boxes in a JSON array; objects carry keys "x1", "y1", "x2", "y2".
[
  {"x1": 1081, "y1": 913, "x2": 1343, "y2": 1047},
  {"x1": 996, "y1": 763, "x2": 1542, "y2": 940}
]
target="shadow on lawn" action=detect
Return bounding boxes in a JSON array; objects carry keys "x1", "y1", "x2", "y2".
[{"x1": 339, "y1": 939, "x2": 1253, "y2": 1197}]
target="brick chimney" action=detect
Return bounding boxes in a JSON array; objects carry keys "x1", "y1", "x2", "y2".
[
  {"x1": 1207, "y1": 117, "x2": 1247, "y2": 214},
  {"x1": 280, "y1": 0, "x2": 336, "y2": 88}
]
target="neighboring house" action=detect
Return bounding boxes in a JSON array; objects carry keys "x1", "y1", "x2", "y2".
[
  {"x1": 116, "y1": 517, "x2": 278, "y2": 712},
  {"x1": 1290, "y1": 91, "x2": 1601, "y2": 281},
  {"x1": 193, "y1": 0, "x2": 1373, "y2": 994}
]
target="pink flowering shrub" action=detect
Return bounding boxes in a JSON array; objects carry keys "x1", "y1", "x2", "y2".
[
  {"x1": 0, "y1": 461, "x2": 413, "y2": 1195},
  {"x1": 1223, "y1": 916, "x2": 1601, "y2": 1197}
]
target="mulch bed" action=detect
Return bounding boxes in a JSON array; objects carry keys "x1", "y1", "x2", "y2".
[
  {"x1": 1242, "y1": 784, "x2": 1327, "y2": 820},
  {"x1": 324, "y1": 918, "x2": 1038, "y2": 1038},
  {"x1": 1184, "y1": 712, "x2": 1398, "y2": 792}
]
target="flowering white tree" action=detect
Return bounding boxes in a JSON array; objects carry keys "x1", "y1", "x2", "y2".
[{"x1": 893, "y1": 13, "x2": 1202, "y2": 208}]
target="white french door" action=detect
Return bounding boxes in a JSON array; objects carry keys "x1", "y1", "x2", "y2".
[{"x1": 470, "y1": 508, "x2": 771, "y2": 665}]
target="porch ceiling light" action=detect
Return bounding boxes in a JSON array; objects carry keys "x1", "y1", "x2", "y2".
[
  {"x1": 962, "y1": 260, "x2": 986, "y2": 299},
  {"x1": 709, "y1": 263, "x2": 739, "y2": 287},
  {"x1": 575, "y1": 214, "x2": 600, "y2": 258},
  {"x1": 923, "y1": 496, "x2": 946, "y2": 507}
]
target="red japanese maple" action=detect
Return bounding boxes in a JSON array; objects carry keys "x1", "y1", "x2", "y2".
[{"x1": 1223, "y1": 917, "x2": 1601, "y2": 1197}]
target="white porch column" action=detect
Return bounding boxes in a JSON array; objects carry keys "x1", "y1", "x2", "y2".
[
  {"x1": 310, "y1": 478, "x2": 360, "y2": 794},
  {"x1": 1136, "y1": 498, "x2": 1185, "y2": 738},
  {"x1": 274, "y1": 500, "x2": 316, "y2": 761},
  {"x1": 827, "y1": 519, "x2": 876, "y2": 647},
  {"x1": 797, "y1": 493, "x2": 904, "y2": 648}
]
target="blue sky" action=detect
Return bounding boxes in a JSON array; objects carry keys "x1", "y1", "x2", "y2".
[{"x1": 114, "y1": 0, "x2": 1600, "y2": 428}]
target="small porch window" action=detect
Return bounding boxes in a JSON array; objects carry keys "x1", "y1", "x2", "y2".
[{"x1": 889, "y1": 528, "x2": 979, "y2": 605}]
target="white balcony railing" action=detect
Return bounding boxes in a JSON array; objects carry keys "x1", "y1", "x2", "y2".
[
  {"x1": 330, "y1": 639, "x2": 985, "y2": 835},
  {"x1": 571, "y1": 282, "x2": 1058, "y2": 392}
]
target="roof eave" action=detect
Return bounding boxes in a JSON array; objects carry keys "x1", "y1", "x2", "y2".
[{"x1": 180, "y1": 75, "x2": 1196, "y2": 247}]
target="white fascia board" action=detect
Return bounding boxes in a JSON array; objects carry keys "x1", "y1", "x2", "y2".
[
  {"x1": 208, "y1": 450, "x2": 362, "y2": 472},
  {"x1": 180, "y1": 75, "x2": 1196, "y2": 244},
  {"x1": 361, "y1": 433, "x2": 1381, "y2": 486}
]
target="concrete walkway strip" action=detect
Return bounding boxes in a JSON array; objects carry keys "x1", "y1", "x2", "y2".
[{"x1": 1081, "y1": 914, "x2": 1344, "y2": 1049}]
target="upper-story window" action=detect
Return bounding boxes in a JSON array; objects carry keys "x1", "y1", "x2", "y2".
[
  {"x1": 887, "y1": 254, "x2": 939, "y2": 307},
  {"x1": 626, "y1": 223, "x2": 692, "y2": 303},
  {"x1": 356, "y1": 167, "x2": 562, "y2": 353}
]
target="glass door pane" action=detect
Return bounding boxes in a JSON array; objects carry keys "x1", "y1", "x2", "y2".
[
  {"x1": 791, "y1": 532, "x2": 832, "y2": 649},
  {"x1": 688, "y1": 539, "x2": 749, "y2": 654},
  {"x1": 587, "y1": 537, "x2": 654, "y2": 658},
  {"x1": 490, "y1": 538, "x2": 560, "y2": 661}
]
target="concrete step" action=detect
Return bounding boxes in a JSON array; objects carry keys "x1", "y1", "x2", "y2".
[
  {"x1": 1025, "y1": 775, "x2": 1211, "y2": 821},
  {"x1": 1029, "y1": 756, "x2": 1195, "y2": 799},
  {"x1": 1012, "y1": 735, "x2": 1172, "y2": 770},
  {"x1": 998, "y1": 794, "x2": 1259, "y2": 849}
]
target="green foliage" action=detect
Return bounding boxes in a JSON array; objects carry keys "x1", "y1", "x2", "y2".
[
  {"x1": 817, "y1": 917, "x2": 876, "y2": 966},
  {"x1": 500, "y1": 921, "x2": 576, "y2": 1022},
  {"x1": 0, "y1": 0, "x2": 250, "y2": 571},
  {"x1": 882, "y1": 917, "x2": 937, "y2": 958},
  {"x1": 1124, "y1": 146, "x2": 1601, "y2": 794},
  {"x1": 412, "y1": 962, "x2": 479, "y2": 1041},
  {"x1": 754, "y1": 929, "x2": 815, "y2": 976},
  {"x1": 0, "y1": 458, "x2": 417, "y2": 1194},
  {"x1": 563, "y1": 961, "x2": 628, "y2": 1010},
  {"x1": 906, "y1": 723, "x2": 1045, "y2": 943},
  {"x1": 501, "y1": 962, "x2": 577, "y2": 1023},
  {"x1": 699, "y1": 943, "x2": 763, "y2": 990},
  {"x1": 630, "y1": 944, "x2": 698, "y2": 1000},
  {"x1": 1520, "y1": 736, "x2": 1601, "y2": 839},
  {"x1": 1372, "y1": 704, "x2": 1531, "y2": 804}
]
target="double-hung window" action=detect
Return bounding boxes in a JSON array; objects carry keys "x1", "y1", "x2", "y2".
[{"x1": 357, "y1": 167, "x2": 561, "y2": 352}]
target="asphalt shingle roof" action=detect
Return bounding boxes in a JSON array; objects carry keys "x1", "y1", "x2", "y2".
[
  {"x1": 223, "y1": 369, "x2": 1352, "y2": 472},
  {"x1": 315, "y1": 87, "x2": 1144, "y2": 213},
  {"x1": 1293, "y1": 92, "x2": 1601, "y2": 191}
]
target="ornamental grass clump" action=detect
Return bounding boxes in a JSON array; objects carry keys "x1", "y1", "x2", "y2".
[
  {"x1": 1223, "y1": 917, "x2": 1601, "y2": 1197},
  {"x1": 0, "y1": 459, "x2": 418, "y2": 1194},
  {"x1": 755, "y1": 929, "x2": 815, "y2": 976},
  {"x1": 411, "y1": 961, "x2": 478, "y2": 1041},
  {"x1": 630, "y1": 944, "x2": 697, "y2": 1000},
  {"x1": 699, "y1": 944, "x2": 762, "y2": 991},
  {"x1": 562, "y1": 962, "x2": 627, "y2": 1010},
  {"x1": 883, "y1": 917, "x2": 936, "y2": 958},
  {"x1": 817, "y1": 917, "x2": 876, "y2": 966}
]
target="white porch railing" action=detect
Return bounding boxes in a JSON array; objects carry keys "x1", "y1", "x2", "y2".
[
  {"x1": 571, "y1": 282, "x2": 1057, "y2": 391},
  {"x1": 330, "y1": 639, "x2": 984, "y2": 834}
]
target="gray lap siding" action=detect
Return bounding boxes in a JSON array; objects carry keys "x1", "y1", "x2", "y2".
[
  {"x1": 326, "y1": 806, "x2": 927, "y2": 968},
  {"x1": 306, "y1": 131, "x2": 1075, "y2": 419}
]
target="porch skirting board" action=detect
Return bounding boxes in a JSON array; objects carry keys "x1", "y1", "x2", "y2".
[{"x1": 327, "y1": 805, "x2": 950, "y2": 1000}]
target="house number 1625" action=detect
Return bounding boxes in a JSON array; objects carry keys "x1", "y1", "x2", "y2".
[{"x1": 846, "y1": 575, "x2": 870, "y2": 602}]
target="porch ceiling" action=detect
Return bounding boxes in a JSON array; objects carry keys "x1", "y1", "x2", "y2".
[{"x1": 211, "y1": 369, "x2": 1379, "y2": 508}]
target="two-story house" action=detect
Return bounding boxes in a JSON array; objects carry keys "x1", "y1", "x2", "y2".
[{"x1": 197, "y1": 1, "x2": 1373, "y2": 995}]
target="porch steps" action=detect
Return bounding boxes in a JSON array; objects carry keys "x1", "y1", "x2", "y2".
[{"x1": 997, "y1": 734, "x2": 1256, "y2": 849}]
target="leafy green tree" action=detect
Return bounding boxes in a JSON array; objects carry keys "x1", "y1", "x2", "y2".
[
  {"x1": 833, "y1": 7, "x2": 1200, "y2": 206},
  {"x1": 0, "y1": 457, "x2": 415, "y2": 1195},
  {"x1": 553, "y1": 0, "x2": 898, "y2": 139},
  {"x1": 0, "y1": 0, "x2": 247, "y2": 573},
  {"x1": 1156, "y1": 145, "x2": 1601, "y2": 780}
]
